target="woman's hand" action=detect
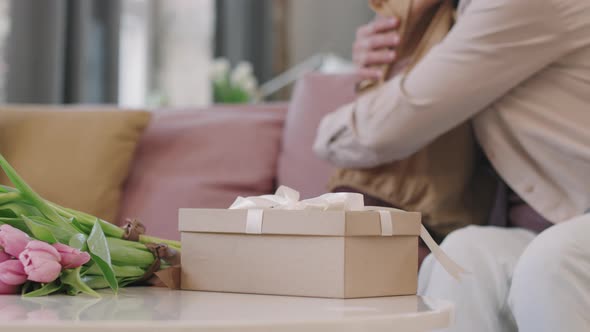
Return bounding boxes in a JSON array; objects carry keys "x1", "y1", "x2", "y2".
[{"x1": 353, "y1": 16, "x2": 401, "y2": 81}]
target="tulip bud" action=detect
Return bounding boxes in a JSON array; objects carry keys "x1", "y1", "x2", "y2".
[
  {"x1": 52, "y1": 243, "x2": 91, "y2": 269},
  {"x1": 19, "y1": 241, "x2": 62, "y2": 283},
  {"x1": 0, "y1": 225, "x2": 30, "y2": 257},
  {"x1": 0, "y1": 259, "x2": 27, "y2": 286},
  {"x1": 0, "y1": 249, "x2": 10, "y2": 263}
]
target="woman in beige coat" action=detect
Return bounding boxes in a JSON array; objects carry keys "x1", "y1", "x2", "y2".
[{"x1": 314, "y1": 0, "x2": 590, "y2": 331}]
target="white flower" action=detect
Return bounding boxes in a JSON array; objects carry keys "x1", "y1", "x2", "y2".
[
  {"x1": 230, "y1": 61, "x2": 254, "y2": 86},
  {"x1": 241, "y1": 76, "x2": 258, "y2": 96},
  {"x1": 210, "y1": 58, "x2": 230, "y2": 82}
]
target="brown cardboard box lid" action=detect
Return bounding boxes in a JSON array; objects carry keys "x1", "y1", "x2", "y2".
[{"x1": 178, "y1": 208, "x2": 421, "y2": 236}]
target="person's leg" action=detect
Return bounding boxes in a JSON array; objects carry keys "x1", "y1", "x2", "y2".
[
  {"x1": 508, "y1": 214, "x2": 590, "y2": 332},
  {"x1": 419, "y1": 226, "x2": 535, "y2": 332}
]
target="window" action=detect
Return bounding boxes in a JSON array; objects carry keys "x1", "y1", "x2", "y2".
[
  {"x1": 119, "y1": 0, "x2": 214, "y2": 108},
  {"x1": 0, "y1": 1, "x2": 10, "y2": 102}
]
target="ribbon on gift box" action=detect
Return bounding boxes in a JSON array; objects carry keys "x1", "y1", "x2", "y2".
[{"x1": 230, "y1": 186, "x2": 468, "y2": 281}]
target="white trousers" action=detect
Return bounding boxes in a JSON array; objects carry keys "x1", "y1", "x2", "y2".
[{"x1": 418, "y1": 214, "x2": 590, "y2": 332}]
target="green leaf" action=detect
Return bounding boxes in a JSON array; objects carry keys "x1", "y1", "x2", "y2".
[
  {"x1": 113, "y1": 265, "x2": 146, "y2": 278},
  {"x1": 0, "y1": 203, "x2": 41, "y2": 218},
  {"x1": 81, "y1": 275, "x2": 112, "y2": 290},
  {"x1": 85, "y1": 263, "x2": 146, "y2": 278},
  {"x1": 0, "y1": 192, "x2": 20, "y2": 205},
  {"x1": 83, "y1": 263, "x2": 103, "y2": 276},
  {"x1": 69, "y1": 233, "x2": 88, "y2": 251},
  {"x1": 106, "y1": 237, "x2": 150, "y2": 250},
  {"x1": 27, "y1": 216, "x2": 78, "y2": 243},
  {"x1": 87, "y1": 220, "x2": 118, "y2": 293},
  {"x1": 0, "y1": 154, "x2": 67, "y2": 226},
  {"x1": 61, "y1": 267, "x2": 100, "y2": 297},
  {"x1": 22, "y1": 215, "x2": 58, "y2": 244},
  {"x1": 0, "y1": 185, "x2": 17, "y2": 192},
  {"x1": 57, "y1": 206, "x2": 122, "y2": 238},
  {"x1": 69, "y1": 217, "x2": 91, "y2": 234},
  {"x1": 82, "y1": 275, "x2": 142, "y2": 290},
  {"x1": 23, "y1": 281, "x2": 63, "y2": 297},
  {"x1": 105, "y1": 238, "x2": 154, "y2": 268},
  {"x1": 0, "y1": 217, "x2": 30, "y2": 234}
]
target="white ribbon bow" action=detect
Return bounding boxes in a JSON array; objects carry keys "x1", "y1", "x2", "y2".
[
  {"x1": 230, "y1": 186, "x2": 468, "y2": 281},
  {"x1": 230, "y1": 186, "x2": 366, "y2": 211}
]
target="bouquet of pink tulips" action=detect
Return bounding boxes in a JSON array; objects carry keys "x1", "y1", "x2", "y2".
[
  {"x1": 0, "y1": 227, "x2": 91, "y2": 294},
  {"x1": 0, "y1": 154, "x2": 180, "y2": 297}
]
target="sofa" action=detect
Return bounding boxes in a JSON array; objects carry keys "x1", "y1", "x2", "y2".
[{"x1": 0, "y1": 73, "x2": 360, "y2": 242}]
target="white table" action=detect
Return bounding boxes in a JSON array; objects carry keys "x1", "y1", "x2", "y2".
[{"x1": 0, "y1": 287, "x2": 453, "y2": 332}]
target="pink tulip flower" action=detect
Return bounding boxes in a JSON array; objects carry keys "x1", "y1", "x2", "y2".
[
  {"x1": 0, "y1": 225, "x2": 30, "y2": 257},
  {"x1": 0, "y1": 249, "x2": 10, "y2": 263},
  {"x1": 52, "y1": 243, "x2": 91, "y2": 269},
  {"x1": 0, "y1": 280, "x2": 18, "y2": 295},
  {"x1": 19, "y1": 241, "x2": 62, "y2": 283},
  {"x1": 0, "y1": 260, "x2": 27, "y2": 286}
]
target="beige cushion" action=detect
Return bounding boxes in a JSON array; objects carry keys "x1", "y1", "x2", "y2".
[{"x1": 0, "y1": 106, "x2": 151, "y2": 222}]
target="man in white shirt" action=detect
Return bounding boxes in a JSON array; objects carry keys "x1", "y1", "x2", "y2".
[{"x1": 314, "y1": 0, "x2": 590, "y2": 331}]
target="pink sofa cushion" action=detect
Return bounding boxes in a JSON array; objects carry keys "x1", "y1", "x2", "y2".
[
  {"x1": 118, "y1": 104, "x2": 287, "y2": 240},
  {"x1": 277, "y1": 73, "x2": 359, "y2": 198}
]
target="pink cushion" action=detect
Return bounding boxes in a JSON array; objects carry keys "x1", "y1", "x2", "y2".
[
  {"x1": 118, "y1": 104, "x2": 287, "y2": 240},
  {"x1": 277, "y1": 73, "x2": 359, "y2": 198}
]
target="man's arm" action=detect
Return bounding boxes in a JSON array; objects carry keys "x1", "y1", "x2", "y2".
[{"x1": 314, "y1": 0, "x2": 570, "y2": 168}]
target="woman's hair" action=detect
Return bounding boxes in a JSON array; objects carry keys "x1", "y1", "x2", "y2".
[
  {"x1": 370, "y1": 0, "x2": 455, "y2": 76},
  {"x1": 406, "y1": 0, "x2": 455, "y2": 71}
]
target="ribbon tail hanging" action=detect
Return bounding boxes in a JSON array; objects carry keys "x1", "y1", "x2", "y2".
[
  {"x1": 230, "y1": 186, "x2": 469, "y2": 281},
  {"x1": 419, "y1": 225, "x2": 469, "y2": 281}
]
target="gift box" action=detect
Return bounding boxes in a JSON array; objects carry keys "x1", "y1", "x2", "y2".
[{"x1": 179, "y1": 187, "x2": 464, "y2": 298}]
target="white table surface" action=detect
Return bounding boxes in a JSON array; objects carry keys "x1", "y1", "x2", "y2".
[{"x1": 0, "y1": 287, "x2": 453, "y2": 332}]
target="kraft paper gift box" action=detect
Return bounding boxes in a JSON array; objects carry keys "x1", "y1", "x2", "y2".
[{"x1": 179, "y1": 186, "x2": 464, "y2": 298}]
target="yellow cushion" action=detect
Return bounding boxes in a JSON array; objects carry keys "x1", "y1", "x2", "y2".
[{"x1": 0, "y1": 106, "x2": 151, "y2": 222}]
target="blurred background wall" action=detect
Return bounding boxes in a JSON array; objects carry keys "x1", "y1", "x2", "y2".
[
  {"x1": 288, "y1": 1, "x2": 372, "y2": 65},
  {"x1": 0, "y1": 0, "x2": 373, "y2": 107}
]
